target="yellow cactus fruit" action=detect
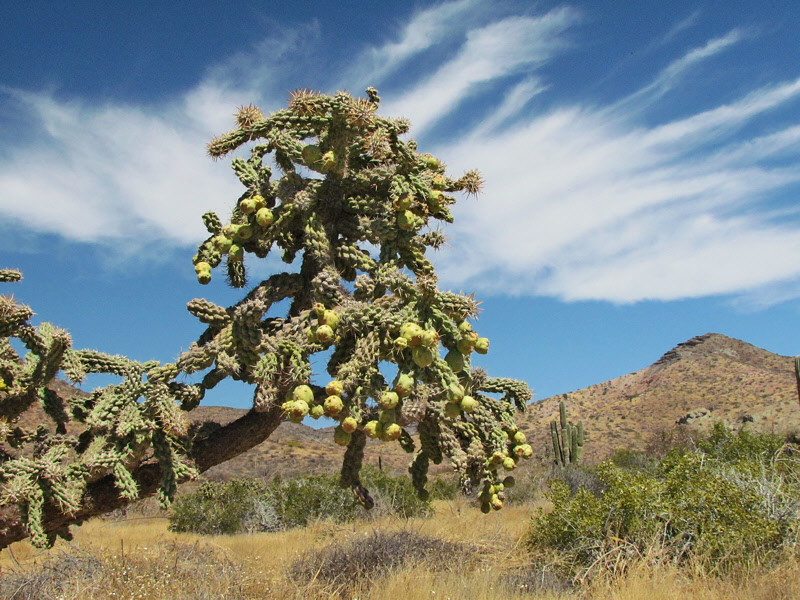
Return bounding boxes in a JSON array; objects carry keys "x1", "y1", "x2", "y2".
[
  {"x1": 514, "y1": 444, "x2": 533, "y2": 459},
  {"x1": 214, "y1": 234, "x2": 233, "y2": 253},
  {"x1": 395, "y1": 193, "x2": 412, "y2": 211},
  {"x1": 313, "y1": 303, "x2": 326, "y2": 316},
  {"x1": 228, "y1": 244, "x2": 243, "y2": 262},
  {"x1": 315, "y1": 324, "x2": 334, "y2": 343},
  {"x1": 290, "y1": 400, "x2": 310, "y2": 419},
  {"x1": 412, "y1": 346, "x2": 435, "y2": 368},
  {"x1": 320, "y1": 309, "x2": 339, "y2": 328},
  {"x1": 379, "y1": 390, "x2": 399, "y2": 409},
  {"x1": 393, "y1": 336, "x2": 409, "y2": 350},
  {"x1": 444, "y1": 402, "x2": 461, "y2": 418},
  {"x1": 491, "y1": 495, "x2": 503, "y2": 511},
  {"x1": 397, "y1": 210, "x2": 420, "y2": 231},
  {"x1": 457, "y1": 336, "x2": 474, "y2": 356},
  {"x1": 324, "y1": 395, "x2": 344, "y2": 416},
  {"x1": 293, "y1": 385, "x2": 314, "y2": 404},
  {"x1": 341, "y1": 416, "x2": 358, "y2": 434},
  {"x1": 325, "y1": 380, "x2": 344, "y2": 396},
  {"x1": 234, "y1": 224, "x2": 253, "y2": 240},
  {"x1": 0, "y1": 379, "x2": 6, "y2": 390},
  {"x1": 420, "y1": 153, "x2": 440, "y2": 170},
  {"x1": 446, "y1": 383, "x2": 465, "y2": 404},
  {"x1": 420, "y1": 329, "x2": 439, "y2": 348},
  {"x1": 382, "y1": 423, "x2": 402, "y2": 441},
  {"x1": 301, "y1": 144, "x2": 322, "y2": 166},
  {"x1": 458, "y1": 321, "x2": 472, "y2": 333},
  {"x1": 252, "y1": 195, "x2": 266, "y2": 210},
  {"x1": 474, "y1": 337, "x2": 490, "y2": 355},
  {"x1": 431, "y1": 174, "x2": 447, "y2": 190},
  {"x1": 400, "y1": 322, "x2": 424, "y2": 346},
  {"x1": 194, "y1": 261, "x2": 211, "y2": 274},
  {"x1": 459, "y1": 395, "x2": 478, "y2": 413},
  {"x1": 310, "y1": 405, "x2": 325, "y2": 419},
  {"x1": 256, "y1": 207, "x2": 274, "y2": 227},
  {"x1": 445, "y1": 349, "x2": 464, "y2": 373},
  {"x1": 321, "y1": 150, "x2": 336, "y2": 172},
  {"x1": 239, "y1": 198, "x2": 257, "y2": 214},
  {"x1": 393, "y1": 373, "x2": 415, "y2": 397},
  {"x1": 427, "y1": 190, "x2": 444, "y2": 212},
  {"x1": 502, "y1": 456, "x2": 517, "y2": 471},
  {"x1": 512, "y1": 431, "x2": 527, "y2": 445},
  {"x1": 364, "y1": 420, "x2": 381, "y2": 439},
  {"x1": 197, "y1": 271, "x2": 211, "y2": 285},
  {"x1": 333, "y1": 426, "x2": 351, "y2": 446}
]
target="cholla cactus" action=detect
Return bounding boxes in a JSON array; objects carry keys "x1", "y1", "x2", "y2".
[{"x1": 0, "y1": 88, "x2": 532, "y2": 547}]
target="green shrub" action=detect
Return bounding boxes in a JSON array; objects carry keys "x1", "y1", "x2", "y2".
[
  {"x1": 266, "y1": 473, "x2": 360, "y2": 528},
  {"x1": 527, "y1": 424, "x2": 800, "y2": 579},
  {"x1": 168, "y1": 479, "x2": 273, "y2": 535}
]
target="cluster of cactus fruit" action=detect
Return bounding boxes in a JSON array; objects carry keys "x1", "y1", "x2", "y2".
[
  {"x1": 550, "y1": 400, "x2": 584, "y2": 466},
  {"x1": 0, "y1": 87, "x2": 532, "y2": 546}
]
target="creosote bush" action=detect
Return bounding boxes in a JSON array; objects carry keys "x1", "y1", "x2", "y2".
[
  {"x1": 527, "y1": 423, "x2": 800, "y2": 580},
  {"x1": 0, "y1": 86, "x2": 532, "y2": 548}
]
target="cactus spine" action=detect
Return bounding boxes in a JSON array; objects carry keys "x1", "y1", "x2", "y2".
[{"x1": 551, "y1": 400, "x2": 584, "y2": 466}]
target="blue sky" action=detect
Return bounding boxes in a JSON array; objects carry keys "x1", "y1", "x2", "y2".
[{"x1": 3, "y1": 1, "x2": 800, "y2": 414}]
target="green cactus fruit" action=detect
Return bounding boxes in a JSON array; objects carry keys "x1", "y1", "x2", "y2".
[
  {"x1": 397, "y1": 210, "x2": 419, "y2": 231},
  {"x1": 420, "y1": 329, "x2": 439, "y2": 348},
  {"x1": 379, "y1": 390, "x2": 399, "y2": 409},
  {"x1": 364, "y1": 420, "x2": 381, "y2": 439},
  {"x1": 444, "y1": 402, "x2": 461, "y2": 418},
  {"x1": 395, "y1": 193, "x2": 412, "y2": 211},
  {"x1": 513, "y1": 444, "x2": 533, "y2": 459},
  {"x1": 228, "y1": 244, "x2": 243, "y2": 262},
  {"x1": 431, "y1": 174, "x2": 447, "y2": 190},
  {"x1": 457, "y1": 336, "x2": 474, "y2": 356},
  {"x1": 458, "y1": 321, "x2": 472, "y2": 332},
  {"x1": 333, "y1": 426, "x2": 351, "y2": 446},
  {"x1": 194, "y1": 261, "x2": 211, "y2": 274},
  {"x1": 378, "y1": 409, "x2": 396, "y2": 424},
  {"x1": 446, "y1": 383, "x2": 465, "y2": 404},
  {"x1": 321, "y1": 150, "x2": 336, "y2": 172},
  {"x1": 459, "y1": 395, "x2": 477, "y2": 413},
  {"x1": 412, "y1": 346, "x2": 435, "y2": 368},
  {"x1": 393, "y1": 373, "x2": 414, "y2": 397},
  {"x1": 324, "y1": 395, "x2": 344, "y2": 416},
  {"x1": 400, "y1": 322, "x2": 424, "y2": 346},
  {"x1": 320, "y1": 309, "x2": 339, "y2": 328},
  {"x1": 502, "y1": 456, "x2": 517, "y2": 471},
  {"x1": 251, "y1": 195, "x2": 266, "y2": 210},
  {"x1": 239, "y1": 198, "x2": 257, "y2": 214},
  {"x1": 341, "y1": 416, "x2": 358, "y2": 433},
  {"x1": 326, "y1": 380, "x2": 344, "y2": 396},
  {"x1": 474, "y1": 337, "x2": 490, "y2": 355},
  {"x1": 310, "y1": 405, "x2": 325, "y2": 419},
  {"x1": 427, "y1": 190, "x2": 444, "y2": 212},
  {"x1": 234, "y1": 224, "x2": 253, "y2": 240},
  {"x1": 197, "y1": 271, "x2": 211, "y2": 285},
  {"x1": 301, "y1": 144, "x2": 322, "y2": 166},
  {"x1": 502, "y1": 476, "x2": 516, "y2": 489},
  {"x1": 480, "y1": 502, "x2": 491, "y2": 514},
  {"x1": 214, "y1": 235, "x2": 233, "y2": 253},
  {"x1": 393, "y1": 336, "x2": 409, "y2": 350},
  {"x1": 290, "y1": 400, "x2": 310, "y2": 419},
  {"x1": 256, "y1": 207, "x2": 274, "y2": 227},
  {"x1": 512, "y1": 431, "x2": 527, "y2": 445},
  {"x1": 445, "y1": 349, "x2": 465, "y2": 373},
  {"x1": 315, "y1": 324, "x2": 334, "y2": 343},
  {"x1": 293, "y1": 385, "x2": 314, "y2": 404},
  {"x1": 382, "y1": 423, "x2": 402, "y2": 441},
  {"x1": 420, "y1": 154, "x2": 440, "y2": 170}
]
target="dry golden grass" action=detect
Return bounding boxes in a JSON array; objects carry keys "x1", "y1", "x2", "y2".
[{"x1": 1, "y1": 499, "x2": 798, "y2": 600}]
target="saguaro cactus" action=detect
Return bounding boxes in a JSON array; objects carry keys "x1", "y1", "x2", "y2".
[
  {"x1": 0, "y1": 88, "x2": 532, "y2": 547},
  {"x1": 551, "y1": 400, "x2": 584, "y2": 466}
]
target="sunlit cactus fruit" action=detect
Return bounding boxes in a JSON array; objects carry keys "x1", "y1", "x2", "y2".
[
  {"x1": 239, "y1": 198, "x2": 257, "y2": 214},
  {"x1": 412, "y1": 345, "x2": 435, "y2": 368},
  {"x1": 214, "y1": 234, "x2": 233, "y2": 253},
  {"x1": 364, "y1": 420, "x2": 381, "y2": 439},
  {"x1": 400, "y1": 322, "x2": 424, "y2": 346},
  {"x1": 474, "y1": 337, "x2": 489, "y2": 355},
  {"x1": 502, "y1": 456, "x2": 517, "y2": 471},
  {"x1": 420, "y1": 329, "x2": 439, "y2": 348},
  {"x1": 320, "y1": 309, "x2": 339, "y2": 328},
  {"x1": 228, "y1": 244, "x2": 243, "y2": 262},
  {"x1": 512, "y1": 431, "x2": 527, "y2": 445},
  {"x1": 459, "y1": 395, "x2": 478, "y2": 413},
  {"x1": 397, "y1": 210, "x2": 420, "y2": 231},
  {"x1": 0, "y1": 379, "x2": 7, "y2": 391},
  {"x1": 393, "y1": 373, "x2": 415, "y2": 397},
  {"x1": 491, "y1": 495, "x2": 503, "y2": 511},
  {"x1": 255, "y1": 207, "x2": 274, "y2": 227},
  {"x1": 293, "y1": 385, "x2": 314, "y2": 404},
  {"x1": 290, "y1": 400, "x2": 310, "y2": 419},
  {"x1": 514, "y1": 444, "x2": 533, "y2": 459},
  {"x1": 197, "y1": 271, "x2": 211, "y2": 285},
  {"x1": 321, "y1": 150, "x2": 336, "y2": 172},
  {"x1": 324, "y1": 395, "x2": 344, "y2": 416},
  {"x1": 420, "y1": 153, "x2": 440, "y2": 170},
  {"x1": 310, "y1": 405, "x2": 325, "y2": 419},
  {"x1": 379, "y1": 390, "x2": 399, "y2": 409},
  {"x1": 446, "y1": 383, "x2": 465, "y2": 403},
  {"x1": 333, "y1": 426, "x2": 352, "y2": 446},
  {"x1": 382, "y1": 422, "x2": 402, "y2": 441},
  {"x1": 395, "y1": 193, "x2": 412, "y2": 211},
  {"x1": 315, "y1": 324, "x2": 334, "y2": 343},
  {"x1": 325, "y1": 380, "x2": 344, "y2": 397},
  {"x1": 457, "y1": 335, "x2": 475, "y2": 356},
  {"x1": 393, "y1": 336, "x2": 409, "y2": 350},
  {"x1": 194, "y1": 261, "x2": 211, "y2": 274},
  {"x1": 341, "y1": 416, "x2": 358, "y2": 434}
]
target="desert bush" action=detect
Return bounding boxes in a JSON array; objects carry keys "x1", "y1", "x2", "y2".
[
  {"x1": 528, "y1": 424, "x2": 800, "y2": 580},
  {"x1": 0, "y1": 548, "x2": 102, "y2": 600},
  {"x1": 289, "y1": 530, "x2": 478, "y2": 591}
]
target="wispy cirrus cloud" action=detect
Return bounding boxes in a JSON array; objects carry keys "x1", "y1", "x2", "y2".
[{"x1": 2, "y1": 3, "x2": 800, "y2": 306}]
